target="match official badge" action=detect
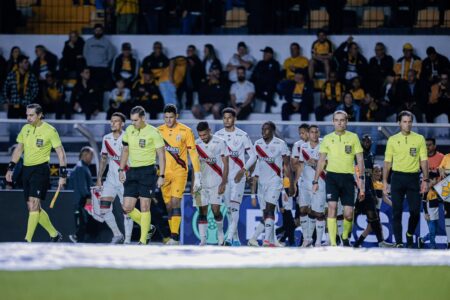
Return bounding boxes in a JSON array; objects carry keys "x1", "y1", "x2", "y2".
[
  {"x1": 410, "y1": 147, "x2": 417, "y2": 157},
  {"x1": 36, "y1": 139, "x2": 44, "y2": 147},
  {"x1": 345, "y1": 145, "x2": 352, "y2": 154},
  {"x1": 139, "y1": 139, "x2": 146, "y2": 148}
]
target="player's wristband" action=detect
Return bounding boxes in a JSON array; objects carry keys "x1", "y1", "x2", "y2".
[
  {"x1": 251, "y1": 194, "x2": 256, "y2": 199},
  {"x1": 59, "y1": 166, "x2": 68, "y2": 178},
  {"x1": 422, "y1": 178, "x2": 430, "y2": 182},
  {"x1": 118, "y1": 168, "x2": 124, "y2": 173},
  {"x1": 359, "y1": 176, "x2": 365, "y2": 180},
  {"x1": 7, "y1": 161, "x2": 16, "y2": 171},
  {"x1": 159, "y1": 174, "x2": 165, "y2": 179},
  {"x1": 312, "y1": 180, "x2": 318, "y2": 185}
]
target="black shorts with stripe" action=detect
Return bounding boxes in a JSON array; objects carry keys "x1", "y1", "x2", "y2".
[
  {"x1": 124, "y1": 165, "x2": 156, "y2": 199},
  {"x1": 22, "y1": 163, "x2": 50, "y2": 202},
  {"x1": 325, "y1": 172, "x2": 355, "y2": 207}
]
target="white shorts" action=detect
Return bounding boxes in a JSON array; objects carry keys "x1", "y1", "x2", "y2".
[
  {"x1": 101, "y1": 180, "x2": 124, "y2": 204},
  {"x1": 224, "y1": 179, "x2": 246, "y2": 206},
  {"x1": 298, "y1": 182, "x2": 325, "y2": 212},
  {"x1": 193, "y1": 186, "x2": 223, "y2": 207},
  {"x1": 281, "y1": 193, "x2": 294, "y2": 210},
  {"x1": 427, "y1": 202, "x2": 439, "y2": 221},
  {"x1": 257, "y1": 182, "x2": 282, "y2": 210}
]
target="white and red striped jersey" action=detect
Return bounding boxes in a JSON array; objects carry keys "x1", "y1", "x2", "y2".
[
  {"x1": 215, "y1": 127, "x2": 256, "y2": 180},
  {"x1": 254, "y1": 137, "x2": 290, "y2": 185},
  {"x1": 195, "y1": 135, "x2": 228, "y2": 188},
  {"x1": 299, "y1": 141, "x2": 326, "y2": 184},
  {"x1": 100, "y1": 132, "x2": 127, "y2": 184},
  {"x1": 291, "y1": 140, "x2": 306, "y2": 160}
]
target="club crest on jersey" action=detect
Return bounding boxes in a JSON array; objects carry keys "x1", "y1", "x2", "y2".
[
  {"x1": 139, "y1": 139, "x2": 146, "y2": 148},
  {"x1": 345, "y1": 145, "x2": 352, "y2": 154},
  {"x1": 410, "y1": 147, "x2": 417, "y2": 157},
  {"x1": 176, "y1": 134, "x2": 182, "y2": 142},
  {"x1": 36, "y1": 139, "x2": 44, "y2": 147}
]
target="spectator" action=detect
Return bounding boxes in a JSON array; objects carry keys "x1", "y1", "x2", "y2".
[
  {"x1": 279, "y1": 70, "x2": 314, "y2": 121},
  {"x1": 202, "y1": 43, "x2": 222, "y2": 79},
  {"x1": 70, "y1": 67, "x2": 102, "y2": 120},
  {"x1": 426, "y1": 72, "x2": 449, "y2": 122},
  {"x1": 59, "y1": 31, "x2": 86, "y2": 83},
  {"x1": 375, "y1": 70, "x2": 399, "y2": 121},
  {"x1": 360, "y1": 93, "x2": 379, "y2": 122},
  {"x1": 68, "y1": 146, "x2": 95, "y2": 243},
  {"x1": 282, "y1": 42, "x2": 309, "y2": 80},
  {"x1": 0, "y1": 50, "x2": 6, "y2": 89},
  {"x1": 395, "y1": 69, "x2": 425, "y2": 122},
  {"x1": 31, "y1": 45, "x2": 58, "y2": 84},
  {"x1": 421, "y1": 46, "x2": 450, "y2": 86},
  {"x1": 315, "y1": 71, "x2": 344, "y2": 121},
  {"x1": 394, "y1": 43, "x2": 422, "y2": 80},
  {"x1": 336, "y1": 92, "x2": 360, "y2": 122},
  {"x1": 140, "y1": 0, "x2": 165, "y2": 34},
  {"x1": 251, "y1": 46, "x2": 280, "y2": 113},
  {"x1": 174, "y1": 45, "x2": 204, "y2": 109},
  {"x1": 141, "y1": 41, "x2": 177, "y2": 106},
  {"x1": 112, "y1": 42, "x2": 138, "y2": 87},
  {"x1": 180, "y1": 0, "x2": 204, "y2": 34},
  {"x1": 308, "y1": 29, "x2": 333, "y2": 80},
  {"x1": 226, "y1": 41, "x2": 255, "y2": 83},
  {"x1": 42, "y1": 71, "x2": 71, "y2": 119},
  {"x1": 2, "y1": 55, "x2": 39, "y2": 119},
  {"x1": 6, "y1": 46, "x2": 21, "y2": 73},
  {"x1": 192, "y1": 64, "x2": 228, "y2": 119},
  {"x1": 107, "y1": 78, "x2": 131, "y2": 119},
  {"x1": 367, "y1": 42, "x2": 394, "y2": 98},
  {"x1": 115, "y1": 0, "x2": 139, "y2": 34},
  {"x1": 131, "y1": 70, "x2": 164, "y2": 119},
  {"x1": 334, "y1": 36, "x2": 368, "y2": 85},
  {"x1": 230, "y1": 66, "x2": 255, "y2": 120},
  {"x1": 83, "y1": 23, "x2": 115, "y2": 91},
  {"x1": 349, "y1": 76, "x2": 366, "y2": 104}
]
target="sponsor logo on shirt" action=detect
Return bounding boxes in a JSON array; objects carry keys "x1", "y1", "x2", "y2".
[
  {"x1": 200, "y1": 157, "x2": 217, "y2": 165},
  {"x1": 165, "y1": 146, "x2": 180, "y2": 154},
  {"x1": 229, "y1": 150, "x2": 239, "y2": 157},
  {"x1": 259, "y1": 156, "x2": 275, "y2": 163}
]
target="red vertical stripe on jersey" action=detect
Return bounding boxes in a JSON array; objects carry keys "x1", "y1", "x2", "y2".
[
  {"x1": 104, "y1": 140, "x2": 129, "y2": 171},
  {"x1": 255, "y1": 145, "x2": 281, "y2": 177},
  {"x1": 196, "y1": 145, "x2": 223, "y2": 177},
  {"x1": 301, "y1": 148, "x2": 326, "y2": 180},
  {"x1": 227, "y1": 146, "x2": 244, "y2": 168}
]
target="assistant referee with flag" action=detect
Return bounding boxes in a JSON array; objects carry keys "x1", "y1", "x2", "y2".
[
  {"x1": 383, "y1": 111, "x2": 429, "y2": 248},
  {"x1": 5, "y1": 103, "x2": 67, "y2": 242}
]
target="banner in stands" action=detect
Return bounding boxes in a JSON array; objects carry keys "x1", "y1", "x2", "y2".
[{"x1": 182, "y1": 195, "x2": 448, "y2": 248}]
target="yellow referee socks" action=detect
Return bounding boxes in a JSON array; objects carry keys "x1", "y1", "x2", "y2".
[
  {"x1": 25, "y1": 211, "x2": 40, "y2": 242},
  {"x1": 342, "y1": 219, "x2": 353, "y2": 240},
  {"x1": 327, "y1": 217, "x2": 337, "y2": 246},
  {"x1": 128, "y1": 208, "x2": 142, "y2": 225},
  {"x1": 38, "y1": 209, "x2": 58, "y2": 238},
  {"x1": 140, "y1": 211, "x2": 151, "y2": 244}
]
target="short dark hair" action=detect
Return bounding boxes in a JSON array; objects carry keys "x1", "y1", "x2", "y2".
[
  {"x1": 196, "y1": 121, "x2": 209, "y2": 132},
  {"x1": 317, "y1": 28, "x2": 327, "y2": 36},
  {"x1": 154, "y1": 41, "x2": 162, "y2": 48},
  {"x1": 111, "y1": 112, "x2": 126, "y2": 122},
  {"x1": 237, "y1": 41, "x2": 247, "y2": 49},
  {"x1": 397, "y1": 110, "x2": 413, "y2": 122},
  {"x1": 17, "y1": 55, "x2": 29, "y2": 64},
  {"x1": 35, "y1": 45, "x2": 45, "y2": 51},
  {"x1": 222, "y1": 107, "x2": 236, "y2": 117},
  {"x1": 163, "y1": 104, "x2": 177, "y2": 115},
  {"x1": 187, "y1": 44, "x2": 196, "y2": 50},
  {"x1": 309, "y1": 124, "x2": 319, "y2": 131},
  {"x1": 130, "y1": 106, "x2": 146, "y2": 117},
  {"x1": 263, "y1": 121, "x2": 276, "y2": 131},
  {"x1": 79, "y1": 146, "x2": 93, "y2": 159},
  {"x1": 426, "y1": 138, "x2": 436, "y2": 145},
  {"x1": 299, "y1": 123, "x2": 309, "y2": 130},
  {"x1": 27, "y1": 103, "x2": 43, "y2": 115},
  {"x1": 237, "y1": 66, "x2": 246, "y2": 73},
  {"x1": 290, "y1": 42, "x2": 300, "y2": 49}
]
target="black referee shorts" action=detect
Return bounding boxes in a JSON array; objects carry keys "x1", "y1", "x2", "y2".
[
  {"x1": 22, "y1": 163, "x2": 50, "y2": 202},
  {"x1": 124, "y1": 165, "x2": 156, "y2": 199},
  {"x1": 325, "y1": 172, "x2": 355, "y2": 207}
]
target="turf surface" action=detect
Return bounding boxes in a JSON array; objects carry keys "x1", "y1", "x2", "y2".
[{"x1": 1, "y1": 267, "x2": 449, "y2": 300}]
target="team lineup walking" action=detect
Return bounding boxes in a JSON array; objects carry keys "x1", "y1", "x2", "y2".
[{"x1": 5, "y1": 104, "x2": 450, "y2": 249}]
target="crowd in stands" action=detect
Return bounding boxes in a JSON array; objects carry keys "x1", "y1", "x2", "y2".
[{"x1": 0, "y1": 25, "x2": 449, "y2": 123}]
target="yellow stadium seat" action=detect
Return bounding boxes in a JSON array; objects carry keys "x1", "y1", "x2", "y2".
[
  {"x1": 309, "y1": 9, "x2": 329, "y2": 29},
  {"x1": 223, "y1": 7, "x2": 248, "y2": 28},
  {"x1": 360, "y1": 7, "x2": 384, "y2": 28},
  {"x1": 415, "y1": 8, "x2": 439, "y2": 28},
  {"x1": 442, "y1": 10, "x2": 450, "y2": 28},
  {"x1": 346, "y1": 0, "x2": 369, "y2": 7}
]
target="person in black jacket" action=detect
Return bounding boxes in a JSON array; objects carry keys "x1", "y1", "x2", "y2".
[
  {"x1": 6, "y1": 46, "x2": 22, "y2": 73},
  {"x1": 202, "y1": 44, "x2": 222, "y2": 80},
  {"x1": 334, "y1": 36, "x2": 368, "y2": 86},
  {"x1": 279, "y1": 70, "x2": 314, "y2": 121},
  {"x1": 395, "y1": 69, "x2": 426, "y2": 122},
  {"x1": 420, "y1": 46, "x2": 450, "y2": 86},
  {"x1": 32, "y1": 45, "x2": 58, "y2": 82},
  {"x1": 70, "y1": 67, "x2": 102, "y2": 120},
  {"x1": 131, "y1": 70, "x2": 164, "y2": 119},
  {"x1": 112, "y1": 42, "x2": 138, "y2": 88},
  {"x1": 367, "y1": 42, "x2": 394, "y2": 98},
  {"x1": 175, "y1": 45, "x2": 204, "y2": 109},
  {"x1": 251, "y1": 47, "x2": 280, "y2": 113},
  {"x1": 59, "y1": 31, "x2": 85, "y2": 81}
]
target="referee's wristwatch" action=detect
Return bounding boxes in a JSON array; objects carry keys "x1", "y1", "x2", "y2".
[
  {"x1": 312, "y1": 180, "x2": 318, "y2": 185},
  {"x1": 118, "y1": 168, "x2": 124, "y2": 173},
  {"x1": 159, "y1": 174, "x2": 165, "y2": 179},
  {"x1": 422, "y1": 178, "x2": 430, "y2": 182}
]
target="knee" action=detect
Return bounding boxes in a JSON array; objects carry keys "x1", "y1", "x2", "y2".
[
  {"x1": 343, "y1": 211, "x2": 353, "y2": 221},
  {"x1": 299, "y1": 207, "x2": 308, "y2": 216}
]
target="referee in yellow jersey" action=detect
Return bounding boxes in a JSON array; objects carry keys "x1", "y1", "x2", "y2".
[
  {"x1": 383, "y1": 111, "x2": 429, "y2": 248},
  {"x1": 119, "y1": 106, "x2": 166, "y2": 245},
  {"x1": 313, "y1": 110, "x2": 365, "y2": 246},
  {"x1": 5, "y1": 104, "x2": 67, "y2": 242}
]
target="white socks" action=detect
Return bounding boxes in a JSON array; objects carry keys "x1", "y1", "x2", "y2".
[
  {"x1": 102, "y1": 210, "x2": 122, "y2": 237},
  {"x1": 315, "y1": 220, "x2": 326, "y2": 246},
  {"x1": 252, "y1": 221, "x2": 265, "y2": 240},
  {"x1": 445, "y1": 219, "x2": 450, "y2": 243},
  {"x1": 264, "y1": 218, "x2": 275, "y2": 243}
]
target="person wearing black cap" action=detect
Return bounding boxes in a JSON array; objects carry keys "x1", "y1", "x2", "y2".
[
  {"x1": 112, "y1": 42, "x2": 138, "y2": 87},
  {"x1": 279, "y1": 69, "x2": 313, "y2": 121},
  {"x1": 420, "y1": 46, "x2": 450, "y2": 86},
  {"x1": 226, "y1": 41, "x2": 255, "y2": 82},
  {"x1": 251, "y1": 46, "x2": 280, "y2": 113}
]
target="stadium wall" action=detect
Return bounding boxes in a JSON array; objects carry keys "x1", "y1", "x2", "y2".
[{"x1": 0, "y1": 35, "x2": 449, "y2": 64}]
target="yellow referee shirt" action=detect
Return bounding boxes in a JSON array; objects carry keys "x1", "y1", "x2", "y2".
[
  {"x1": 17, "y1": 122, "x2": 62, "y2": 166},
  {"x1": 384, "y1": 131, "x2": 427, "y2": 173},
  {"x1": 123, "y1": 124, "x2": 165, "y2": 167},
  {"x1": 319, "y1": 131, "x2": 363, "y2": 174}
]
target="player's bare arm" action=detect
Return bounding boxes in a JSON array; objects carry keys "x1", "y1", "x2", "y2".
[
  {"x1": 5, "y1": 143, "x2": 24, "y2": 182},
  {"x1": 283, "y1": 155, "x2": 295, "y2": 196},
  {"x1": 420, "y1": 159, "x2": 430, "y2": 194},
  {"x1": 250, "y1": 175, "x2": 258, "y2": 207},
  {"x1": 96, "y1": 153, "x2": 108, "y2": 187},
  {"x1": 55, "y1": 145, "x2": 67, "y2": 188},
  {"x1": 312, "y1": 152, "x2": 327, "y2": 193},
  {"x1": 119, "y1": 145, "x2": 129, "y2": 183},
  {"x1": 219, "y1": 155, "x2": 229, "y2": 195},
  {"x1": 156, "y1": 146, "x2": 166, "y2": 188},
  {"x1": 382, "y1": 161, "x2": 392, "y2": 196},
  {"x1": 355, "y1": 152, "x2": 365, "y2": 201}
]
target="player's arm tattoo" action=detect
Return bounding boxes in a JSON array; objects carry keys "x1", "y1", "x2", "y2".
[{"x1": 97, "y1": 154, "x2": 108, "y2": 179}]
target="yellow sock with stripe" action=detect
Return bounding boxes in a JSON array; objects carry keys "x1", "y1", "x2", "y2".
[
  {"x1": 140, "y1": 211, "x2": 151, "y2": 244},
  {"x1": 342, "y1": 219, "x2": 353, "y2": 240},
  {"x1": 38, "y1": 209, "x2": 58, "y2": 238},
  {"x1": 327, "y1": 217, "x2": 337, "y2": 246},
  {"x1": 25, "y1": 211, "x2": 40, "y2": 242},
  {"x1": 171, "y1": 208, "x2": 181, "y2": 241},
  {"x1": 128, "y1": 208, "x2": 141, "y2": 225}
]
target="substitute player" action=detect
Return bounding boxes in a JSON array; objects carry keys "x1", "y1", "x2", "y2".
[
  {"x1": 119, "y1": 106, "x2": 166, "y2": 245},
  {"x1": 216, "y1": 107, "x2": 257, "y2": 246},
  {"x1": 253, "y1": 121, "x2": 294, "y2": 247},
  {"x1": 5, "y1": 103, "x2": 66, "y2": 242},
  {"x1": 96, "y1": 112, "x2": 134, "y2": 244},
  {"x1": 194, "y1": 121, "x2": 229, "y2": 245},
  {"x1": 158, "y1": 104, "x2": 201, "y2": 245},
  {"x1": 383, "y1": 111, "x2": 429, "y2": 248},
  {"x1": 313, "y1": 110, "x2": 365, "y2": 247}
]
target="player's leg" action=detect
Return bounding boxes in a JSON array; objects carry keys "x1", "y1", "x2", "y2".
[
  {"x1": 137, "y1": 197, "x2": 151, "y2": 245},
  {"x1": 299, "y1": 187, "x2": 312, "y2": 247},
  {"x1": 325, "y1": 173, "x2": 340, "y2": 246},
  {"x1": 100, "y1": 184, "x2": 124, "y2": 243},
  {"x1": 195, "y1": 188, "x2": 209, "y2": 246},
  {"x1": 263, "y1": 202, "x2": 276, "y2": 247},
  {"x1": 249, "y1": 189, "x2": 266, "y2": 247},
  {"x1": 118, "y1": 186, "x2": 133, "y2": 244},
  {"x1": 166, "y1": 173, "x2": 187, "y2": 244},
  {"x1": 444, "y1": 202, "x2": 450, "y2": 249},
  {"x1": 210, "y1": 188, "x2": 224, "y2": 245},
  {"x1": 405, "y1": 174, "x2": 421, "y2": 248},
  {"x1": 390, "y1": 172, "x2": 407, "y2": 247},
  {"x1": 225, "y1": 181, "x2": 244, "y2": 246},
  {"x1": 311, "y1": 188, "x2": 326, "y2": 247},
  {"x1": 340, "y1": 175, "x2": 356, "y2": 246}
]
